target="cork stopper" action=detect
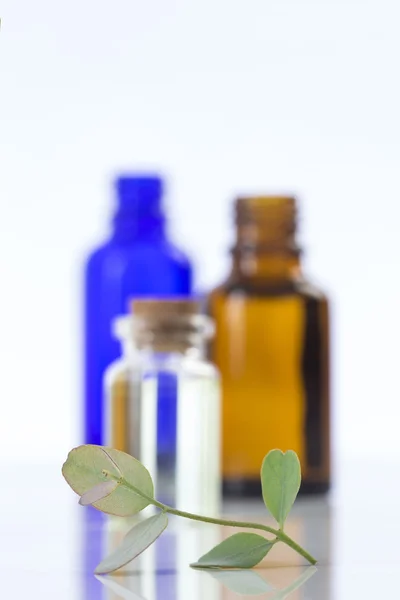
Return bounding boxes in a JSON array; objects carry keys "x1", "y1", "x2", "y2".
[
  {"x1": 131, "y1": 298, "x2": 200, "y2": 322},
  {"x1": 130, "y1": 298, "x2": 212, "y2": 352}
]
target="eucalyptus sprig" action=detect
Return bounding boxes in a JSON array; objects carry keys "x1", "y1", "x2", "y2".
[{"x1": 62, "y1": 445, "x2": 316, "y2": 574}]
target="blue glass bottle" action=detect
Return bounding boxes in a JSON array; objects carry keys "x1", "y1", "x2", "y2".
[{"x1": 84, "y1": 175, "x2": 192, "y2": 444}]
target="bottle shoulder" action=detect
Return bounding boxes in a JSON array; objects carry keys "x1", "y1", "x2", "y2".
[
  {"x1": 160, "y1": 240, "x2": 192, "y2": 269},
  {"x1": 295, "y1": 277, "x2": 328, "y2": 301},
  {"x1": 182, "y1": 357, "x2": 220, "y2": 379},
  {"x1": 135, "y1": 352, "x2": 219, "y2": 379},
  {"x1": 210, "y1": 273, "x2": 328, "y2": 302},
  {"x1": 104, "y1": 356, "x2": 131, "y2": 386},
  {"x1": 85, "y1": 241, "x2": 113, "y2": 268},
  {"x1": 86, "y1": 238, "x2": 191, "y2": 270}
]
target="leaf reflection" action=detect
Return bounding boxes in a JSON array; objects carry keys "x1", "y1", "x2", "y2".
[
  {"x1": 96, "y1": 565, "x2": 317, "y2": 599},
  {"x1": 95, "y1": 575, "x2": 147, "y2": 600},
  {"x1": 195, "y1": 565, "x2": 317, "y2": 597},
  {"x1": 270, "y1": 566, "x2": 317, "y2": 599},
  {"x1": 205, "y1": 569, "x2": 274, "y2": 595}
]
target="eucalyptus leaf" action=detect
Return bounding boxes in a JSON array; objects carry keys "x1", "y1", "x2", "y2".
[
  {"x1": 62, "y1": 445, "x2": 154, "y2": 516},
  {"x1": 95, "y1": 512, "x2": 168, "y2": 574},
  {"x1": 190, "y1": 533, "x2": 274, "y2": 569},
  {"x1": 205, "y1": 569, "x2": 274, "y2": 595},
  {"x1": 261, "y1": 449, "x2": 301, "y2": 529},
  {"x1": 79, "y1": 480, "x2": 119, "y2": 506},
  {"x1": 63, "y1": 445, "x2": 317, "y2": 569}
]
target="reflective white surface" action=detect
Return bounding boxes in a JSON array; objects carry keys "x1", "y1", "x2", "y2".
[{"x1": 2, "y1": 459, "x2": 399, "y2": 599}]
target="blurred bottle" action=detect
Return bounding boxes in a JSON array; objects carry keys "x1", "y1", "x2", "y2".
[
  {"x1": 105, "y1": 299, "x2": 221, "y2": 514},
  {"x1": 209, "y1": 196, "x2": 330, "y2": 497},
  {"x1": 84, "y1": 175, "x2": 192, "y2": 445}
]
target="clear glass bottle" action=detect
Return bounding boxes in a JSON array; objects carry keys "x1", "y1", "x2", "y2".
[
  {"x1": 209, "y1": 196, "x2": 330, "y2": 497},
  {"x1": 105, "y1": 299, "x2": 221, "y2": 515}
]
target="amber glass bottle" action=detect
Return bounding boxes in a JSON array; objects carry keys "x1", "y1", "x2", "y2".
[{"x1": 209, "y1": 196, "x2": 330, "y2": 497}]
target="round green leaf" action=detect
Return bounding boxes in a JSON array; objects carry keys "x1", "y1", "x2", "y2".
[
  {"x1": 62, "y1": 445, "x2": 154, "y2": 516},
  {"x1": 95, "y1": 512, "x2": 168, "y2": 574},
  {"x1": 260, "y1": 449, "x2": 301, "y2": 529},
  {"x1": 190, "y1": 533, "x2": 274, "y2": 569}
]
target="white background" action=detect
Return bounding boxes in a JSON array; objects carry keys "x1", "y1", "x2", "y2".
[{"x1": 1, "y1": 0, "x2": 399, "y2": 463}]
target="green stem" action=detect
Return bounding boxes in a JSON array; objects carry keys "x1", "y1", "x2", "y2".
[
  {"x1": 109, "y1": 473, "x2": 317, "y2": 565},
  {"x1": 160, "y1": 504, "x2": 316, "y2": 565}
]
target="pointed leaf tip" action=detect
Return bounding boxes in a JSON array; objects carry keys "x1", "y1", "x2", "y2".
[
  {"x1": 190, "y1": 533, "x2": 274, "y2": 569},
  {"x1": 79, "y1": 480, "x2": 119, "y2": 506},
  {"x1": 261, "y1": 449, "x2": 301, "y2": 529}
]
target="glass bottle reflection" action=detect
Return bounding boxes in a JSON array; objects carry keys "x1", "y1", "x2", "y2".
[
  {"x1": 97, "y1": 520, "x2": 220, "y2": 600},
  {"x1": 81, "y1": 507, "x2": 106, "y2": 600}
]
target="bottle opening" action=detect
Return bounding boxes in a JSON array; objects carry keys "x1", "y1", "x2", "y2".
[
  {"x1": 115, "y1": 174, "x2": 164, "y2": 218},
  {"x1": 233, "y1": 195, "x2": 301, "y2": 255}
]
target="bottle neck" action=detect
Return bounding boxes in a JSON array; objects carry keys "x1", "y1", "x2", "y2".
[
  {"x1": 121, "y1": 338, "x2": 139, "y2": 361},
  {"x1": 111, "y1": 213, "x2": 166, "y2": 243},
  {"x1": 232, "y1": 196, "x2": 301, "y2": 282},
  {"x1": 112, "y1": 174, "x2": 167, "y2": 243},
  {"x1": 138, "y1": 342, "x2": 205, "y2": 361},
  {"x1": 231, "y1": 248, "x2": 301, "y2": 282}
]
